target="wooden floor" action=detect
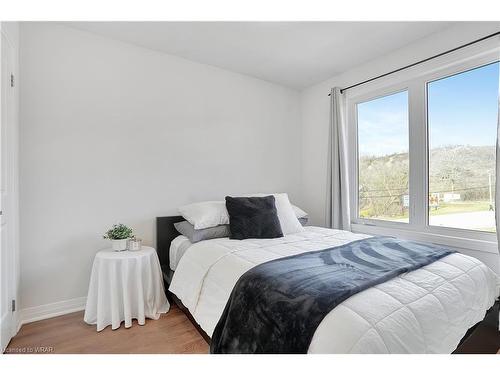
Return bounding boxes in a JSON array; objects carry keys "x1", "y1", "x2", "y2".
[
  {"x1": 5, "y1": 305, "x2": 208, "y2": 354},
  {"x1": 5, "y1": 302, "x2": 499, "y2": 354},
  {"x1": 452, "y1": 301, "x2": 500, "y2": 354}
]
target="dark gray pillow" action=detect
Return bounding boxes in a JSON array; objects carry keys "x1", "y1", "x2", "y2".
[
  {"x1": 225, "y1": 195, "x2": 283, "y2": 240},
  {"x1": 298, "y1": 216, "x2": 309, "y2": 226},
  {"x1": 174, "y1": 220, "x2": 230, "y2": 243}
]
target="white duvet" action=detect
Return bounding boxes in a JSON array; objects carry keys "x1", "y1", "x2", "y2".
[{"x1": 169, "y1": 226, "x2": 498, "y2": 353}]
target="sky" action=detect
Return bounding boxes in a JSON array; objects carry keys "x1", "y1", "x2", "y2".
[{"x1": 358, "y1": 61, "x2": 500, "y2": 157}]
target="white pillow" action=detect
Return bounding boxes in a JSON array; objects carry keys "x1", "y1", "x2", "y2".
[
  {"x1": 269, "y1": 193, "x2": 305, "y2": 235},
  {"x1": 292, "y1": 204, "x2": 308, "y2": 219},
  {"x1": 178, "y1": 194, "x2": 306, "y2": 234},
  {"x1": 178, "y1": 201, "x2": 229, "y2": 230}
]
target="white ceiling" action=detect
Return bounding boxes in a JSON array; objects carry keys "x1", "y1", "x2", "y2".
[{"x1": 67, "y1": 22, "x2": 456, "y2": 89}]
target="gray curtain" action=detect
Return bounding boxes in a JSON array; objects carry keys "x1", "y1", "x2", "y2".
[{"x1": 325, "y1": 87, "x2": 351, "y2": 230}]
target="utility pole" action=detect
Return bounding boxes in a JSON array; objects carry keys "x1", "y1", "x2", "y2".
[{"x1": 488, "y1": 171, "x2": 493, "y2": 211}]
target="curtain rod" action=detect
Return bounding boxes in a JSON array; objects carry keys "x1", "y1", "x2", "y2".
[{"x1": 328, "y1": 30, "x2": 500, "y2": 96}]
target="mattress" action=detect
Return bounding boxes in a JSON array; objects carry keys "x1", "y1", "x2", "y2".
[
  {"x1": 169, "y1": 226, "x2": 499, "y2": 353},
  {"x1": 169, "y1": 235, "x2": 193, "y2": 271}
]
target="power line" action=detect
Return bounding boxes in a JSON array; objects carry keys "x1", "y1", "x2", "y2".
[
  {"x1": 360, "y1": 185, "x2": 494, "y2": 199},
  {"x1": 361, "y1": 180, "x2": 495, "y2": 193}
]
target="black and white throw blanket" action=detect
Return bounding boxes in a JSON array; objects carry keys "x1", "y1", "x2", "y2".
[{"x1": 210, "y1": 236, "x2": 455, "y2": 354}]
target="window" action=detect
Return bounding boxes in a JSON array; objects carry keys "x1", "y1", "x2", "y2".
[
  {"x1": 357, "y1": 91, "x2": 409, "y2": 222},
  {"x1": 349, "y1": 46, "x2": 500, "y2": 249},
  {"x1": 428, "y1": 62, "x2": 499, "y2": 232}
]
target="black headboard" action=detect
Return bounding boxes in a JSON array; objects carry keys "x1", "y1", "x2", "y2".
[{"x1": 156, "y1": 216, "x2": 184, "y2": 275}]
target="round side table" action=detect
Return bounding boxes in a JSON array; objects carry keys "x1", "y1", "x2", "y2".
[{"x1": 84, "y1": 246, "x2": 169, "y2": 331}]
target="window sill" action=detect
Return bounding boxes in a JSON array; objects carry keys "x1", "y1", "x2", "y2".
[{"x1": 351, "y1": 222, "x2": 499, "y2": 255}]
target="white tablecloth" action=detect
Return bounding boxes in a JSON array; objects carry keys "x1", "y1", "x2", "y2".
[{"x1": 84, "y1": 246, "x2": 170, "y2": 331}]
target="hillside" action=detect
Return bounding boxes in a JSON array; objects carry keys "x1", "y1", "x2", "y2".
[
  {"x1": 359, "y1": 145, "x2": 496, "y2": 218},
  {"x1": 428, "y1": 145, "x2": 495, "y2": 198}
]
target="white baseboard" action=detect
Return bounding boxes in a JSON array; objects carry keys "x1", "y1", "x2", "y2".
[{"x1": 20, "y1": 296, "x2": 87, "y2": 326}]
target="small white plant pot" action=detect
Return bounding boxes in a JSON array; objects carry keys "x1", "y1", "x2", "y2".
[{"x1": 111, "y1": 239, "x2": 128, "y2": 251}]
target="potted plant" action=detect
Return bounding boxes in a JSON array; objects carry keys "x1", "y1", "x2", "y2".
[{"x1": 103, "y1": 223, "x2": 133, "y2": 251}]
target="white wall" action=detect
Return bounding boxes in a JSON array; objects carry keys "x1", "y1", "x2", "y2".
[
  {"x1": 300, "y1": 22, "x2": 500, "y2": 272},
  {"x1": 19, "y1": 23, "x2": 301, "y2": 312}
]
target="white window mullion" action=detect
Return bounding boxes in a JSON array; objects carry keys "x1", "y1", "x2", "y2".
[{"x1": 408, "y1": 82, "x2": 427, "y2": 230}]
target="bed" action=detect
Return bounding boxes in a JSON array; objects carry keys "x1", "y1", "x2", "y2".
[{"x1": 156, "y1": 215, "x2": 499, "y2": 353}]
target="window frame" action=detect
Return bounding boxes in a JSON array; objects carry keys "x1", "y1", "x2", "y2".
[
  {"x1": 346, "y1": 41, "x2": 500, "y2": 254},
  {"x1": 350, "y1": 86, "x2": 411, "y2": 226}
]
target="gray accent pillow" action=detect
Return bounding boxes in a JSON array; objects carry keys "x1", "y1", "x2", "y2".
[
  {"x1": 174, "y1": 220, "x2": 230, "y2": 243},
  {"x1": 298, "y1": 216, "x2": 309, "y2": 226}
]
